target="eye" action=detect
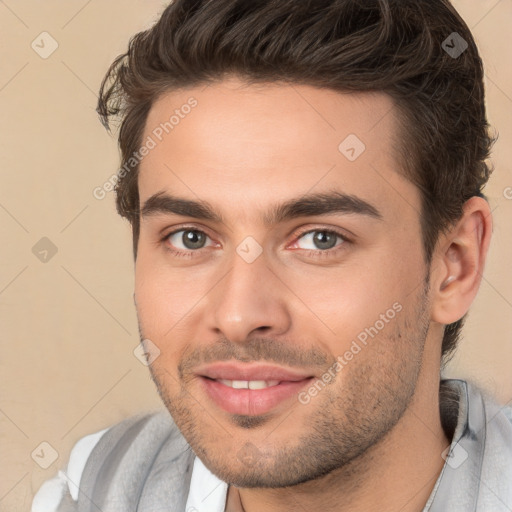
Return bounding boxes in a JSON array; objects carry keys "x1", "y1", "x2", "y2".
[
  {"x1": 293, "y1": 229, "x2": 347, "y2": 252},
  {"x1": 161, "y1": 226, "x2": 349, "y2": 259},
  {"x1": 165, "y1": 228, "x2": 214, "y2": 252}
]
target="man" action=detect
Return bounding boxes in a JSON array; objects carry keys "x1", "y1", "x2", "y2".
[{"x1": 32, "y1": 0, "x2": 512, "y2": 511}]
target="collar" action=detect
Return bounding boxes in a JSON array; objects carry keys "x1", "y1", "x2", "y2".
[{"x1": 425, "y1": 378, "x2": 512, "y2": 511}]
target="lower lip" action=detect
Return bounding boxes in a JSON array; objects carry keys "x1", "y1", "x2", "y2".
[{"x1": 200, "y1": 377, "x2": 314, "y2": 416}]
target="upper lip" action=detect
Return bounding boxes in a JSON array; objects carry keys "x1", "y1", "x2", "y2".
[{"x1": 195, "y1": 362, "x2": 314, "y2": 382}]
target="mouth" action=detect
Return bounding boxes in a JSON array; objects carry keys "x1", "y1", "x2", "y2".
[{"x1": 195, "y1": 362, "x2": 315, "y2": 416}]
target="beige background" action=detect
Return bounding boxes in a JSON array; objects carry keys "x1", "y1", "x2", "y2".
[{"x1": 0, "y1": 1, "x2": 510, "y2": 510}]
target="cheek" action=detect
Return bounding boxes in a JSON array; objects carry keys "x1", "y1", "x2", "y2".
[
  {"x1": 286, "y1": 249, "x2": 420, "y2": 357},
  {"x1": 134, "y1": 252, "x2": 204, "y2": 338},
  {"x1": 134, "y1": 262, "x2": 200, "y2": 383},
  {"x1": 287, "y1": 263, "x2": 398, "y2": 335}
]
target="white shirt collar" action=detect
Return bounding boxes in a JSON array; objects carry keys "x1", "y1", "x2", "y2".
[{"x1": 185, "y1": 456, "x2": 228, "y2": 512}]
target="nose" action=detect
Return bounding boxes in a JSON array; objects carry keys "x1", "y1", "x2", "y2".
[{"x1": 206, "y1": 249, "x2": 292, "y2": 343}]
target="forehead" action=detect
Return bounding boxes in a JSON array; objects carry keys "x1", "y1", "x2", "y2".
[{"x1": 138, "y1": 77, "x2": 418, "y2": 224}]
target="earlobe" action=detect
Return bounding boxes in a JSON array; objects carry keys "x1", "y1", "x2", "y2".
[{"x1": 431, "y1": 196, "x2": 492, "y2": 325}]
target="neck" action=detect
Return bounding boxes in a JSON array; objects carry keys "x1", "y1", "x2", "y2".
[{"x1": 226, "y1": 368, "x2": 451, "y2": 512}]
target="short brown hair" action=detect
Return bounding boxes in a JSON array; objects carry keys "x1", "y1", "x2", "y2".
[{"x1": 97, "y1": 0, "x2": 494, "y2": 364}]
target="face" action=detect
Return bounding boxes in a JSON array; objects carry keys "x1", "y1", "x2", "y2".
[{"x1": 134, "y1": 77, "x2": 431, "y2": 487}]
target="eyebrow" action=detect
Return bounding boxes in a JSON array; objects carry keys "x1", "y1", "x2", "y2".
[{"x1": 140, "y1": 190, "x2": 382, "y2": 225}]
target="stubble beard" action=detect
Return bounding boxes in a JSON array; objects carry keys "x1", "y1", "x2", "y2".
[{"x1": 140, "y1": 285, "x2": 430, "y2": 489}]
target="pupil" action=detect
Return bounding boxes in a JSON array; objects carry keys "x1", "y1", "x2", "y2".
[{"x1": 314, "y1": 231, "x2": 336, "y2": 250}]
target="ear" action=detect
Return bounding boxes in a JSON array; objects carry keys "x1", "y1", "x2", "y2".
[{"x1": 430, "y1": 196, "x2": 493, "y2": 325}]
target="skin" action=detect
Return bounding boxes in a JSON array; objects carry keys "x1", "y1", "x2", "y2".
[{"x1": 134, "y1": 76, "x2": 492, "y2": 512}]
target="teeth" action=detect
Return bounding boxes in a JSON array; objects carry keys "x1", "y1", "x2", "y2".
[
  {"x1": 218, "y1": 379, "x2": 280, "y2": 389},
  {"x1": 248, "y1": 380, "x2": 275, "y2": 390},
  {"x1": 232, "y1": 380, "x2": 248, "y2": 389}
]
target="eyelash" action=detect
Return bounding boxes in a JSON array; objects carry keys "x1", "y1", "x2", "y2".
[{"x1": 160, "y1": 226, "x2": 350, "y2": 259}]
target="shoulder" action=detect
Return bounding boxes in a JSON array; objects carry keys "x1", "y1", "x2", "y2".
[
  {"x1": 32, "y1": 410, "x2": 186, "y2": 512},
  {"x1": 31, "y1": 425, "x2": 110, "y2": 512}
]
